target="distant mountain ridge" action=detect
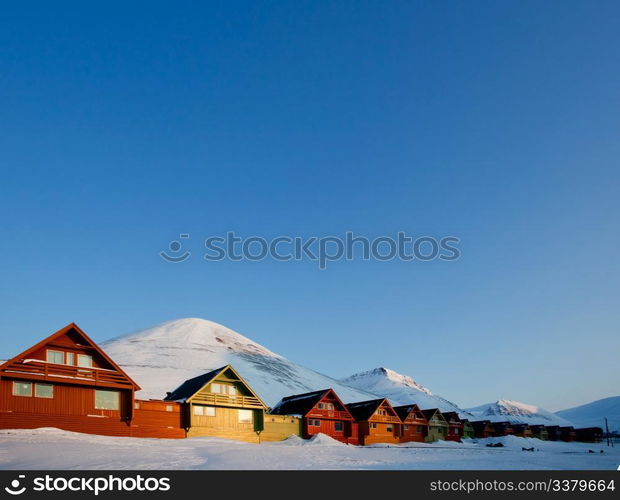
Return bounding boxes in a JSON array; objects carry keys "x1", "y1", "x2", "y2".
[
  {"x1": 466, "y1": 399, "x2": 573, "y2": 426},
  {"x1": 556, "y1": 396, "x2": 620, "y2": 432}
]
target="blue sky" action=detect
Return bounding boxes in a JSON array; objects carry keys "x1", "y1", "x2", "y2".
[{"x1": 1, "y1": 1, "x2": 618, "y2": 411}]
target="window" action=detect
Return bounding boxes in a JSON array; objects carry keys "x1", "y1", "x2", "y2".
[
  {"x1": 47, "y1": 350, "x2": 64, "y2": 364},
  {"x1": 205, "y1": 407, "x2": 215, "y2": 416},
  {"x1": 78, "y1": 354, "x2": 93, "y2": 367},
  {"x1": 193, "y1": 406, "x2": 204, "y2": 416},
  {"x1": 327, "y1": 403, "x2": 334, "y2": 411},
  {"x1": 386, "y1": 425, "x2": 393, "y2": 432},
  {"x1": 370, "y1": 422, "x2": 377, "y2": 429},
  {"x1": 404, "y1": 425, "x2": 410, "y2": 430},
  {"x1": 318, "y1": 403, "x2": 325, "y2": 409},
  {"x1": 334, "y1": 421, "x2": 343, "y2": 432},
  {"x1": 194, "y1": 406, "x2": 216, "y2": 416},
  {"x1": 238, "y1": 409, "x2": 253, "y2": 424},
  {"x1": 165, "y1": 405, "x2": 173, "y2": 412},
  {"x1": 211, "y1": 383, "x2": 221, "y2": 394},
  {"x1": 310, "y1": 419, "x2": 321, "y2": 427},
  {"x1": 95, "y1": 390, "x2": 119, "y2": 410},
  {"x1": 13, "y1": 381, "x2": 32, "y2": 397},
  {"x1": 66, "y1": 352, "x2": 75, "y2": 365},
  {"x1": 35, "y1": 383, "x2": 53, "y2": 398},
  {"x1": 417, "y1": 426, "x2": 424, "y2": 433},
  {"x1": 134, "y1": 402, "x2": 140, "y2": 410},
  {"x1": 228, "y1": 386, "x2": 237, "y2": 397}
]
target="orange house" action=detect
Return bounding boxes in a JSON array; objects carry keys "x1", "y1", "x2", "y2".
[
  {"x1": 346, "y1": 398, "x2": 402, "y2": 445},
  {"x1": 394, "y1": 403, "x2": 428, "y2": 443}
]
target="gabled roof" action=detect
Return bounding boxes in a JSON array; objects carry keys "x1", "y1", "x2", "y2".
[
  {"x1": 163, "y1": 364, "x2": 266, "y2": 407},
  {"x1": 346, "y1": 398, "x2": 393, "y2": 421},
  {"x1": 393, "y1": 404, "x2": 426, "y2": 422},
  {"x1": 471, "y1": 420, "x2": 494, "y2": 430},
  {"x1": 421, "y1": 408, "x2": 445, "y2": 421},
  {"x1": 270, "y1": 389, "x2": 336, "y2": 417},
  {"x1": 442, "y1": 411, "x2": 462, "y2": 423},
  {"x1": 0, "y1": 322, "x2": 140, "y2": 390}
]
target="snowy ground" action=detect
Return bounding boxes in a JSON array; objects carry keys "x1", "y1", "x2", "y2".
[{"x1": 0, "y1": 429, "x2": 618, "y2": 470}]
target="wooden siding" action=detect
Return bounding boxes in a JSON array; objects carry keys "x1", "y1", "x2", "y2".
[
  {"x1": 131, "y1": 400, "x2": 186, "y2": 439},
  {"x1": 261, "y1": 414, "x2": 302, "y2": 442},
  {"x1": 187, "y1": 405, "x2": 262, "y2": 443}
]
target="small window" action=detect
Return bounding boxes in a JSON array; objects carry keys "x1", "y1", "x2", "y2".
[
  {"x1": 95, "y1": 390, "x2": 119, "y2": 410},
  {"x1": 66, "y1": 352, "x2": 75, "y2": 365},
  {"x1": 312, "y1": 419, "x2": 321, "y2": 426},
  {"x1": 318, "y1": 403, "x2": 325, "y2": 409},
  {"x1": 370, "y1": 422, "x2": 377, "y2": 429},
  {"x1": 404, "y1": 425, "x2": 410, "y2": 430},
  {"x1": 211, "y1": 383, "x2": 221, "y2": 394},
  {"x1": 417, "y1": 425, "x2": 424, "y2": 433},
  {"x1": 47, "y1": 350, "x2": 64, "y2": 364},
  {"x1": 205, "y1": 407, "x2": 216, "y2": 416},
  {"x1": 238, "y1": 409, "x2": 253, "y2": 424},
  {"x1": 334, "y1": 421, "x2": 343, "y2": 432},
  {"x1": 387, "y1": 425, "x2": 393, "y2": 432},
  {"x1": 193, "y1": 405, "x2": 204, "y2": 416},
  {"x1": 13, "y1": 381, "x2": 32, "y2": 397},
  {"x1": 327, "y1": 403, "x2": 334, "y2": 411},
  {"x1": 134, "y1": 402, "x2": 140, "y2": 410},
  {"x1": 166, "y1": 405, "x2": 173, "y2": 412},
  {"x1": 35, "y1": 383, "x2": 53, "y2": 398},
  {"x1": 228, "y1": 386, "x2": 237, "y2": 396},
  {"x1": 78, "y1": 354, "x2": 93, "y2": 368}
]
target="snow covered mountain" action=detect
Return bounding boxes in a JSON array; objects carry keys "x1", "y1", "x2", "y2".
[
  {"x1": 467, "y1": 399, "x2": 573, "y2": 426},
  {"x1": 339, "y1": 367, "x2": 470, "y2": 415},
  {"x1": 101, "y1": 318, "x2": 378, "y2": 407},
  {"x1": 556, "y1": 397, "x2": 620, "y2": 432}
]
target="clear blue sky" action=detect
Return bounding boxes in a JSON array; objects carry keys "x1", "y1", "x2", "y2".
[{"x1": 1, "y1": 1, "x2": 618, "y2": 411}]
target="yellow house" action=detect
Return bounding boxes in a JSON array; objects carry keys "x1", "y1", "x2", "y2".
[{"x1": 164, "y1": 364, "x2": 299, "y2": 443}]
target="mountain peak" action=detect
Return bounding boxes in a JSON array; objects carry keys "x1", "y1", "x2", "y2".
[
  {"x1": 467, "y1": 399, "x2": 572, "y2": 426},
  {"x1": 340, "y1": 367, "x2": 467, "y2": 415},
  {"x1": 100, "y1": 317, "x2": 377, "y2": 405}
]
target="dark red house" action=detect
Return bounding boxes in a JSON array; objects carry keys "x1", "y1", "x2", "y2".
[
  {"x1": 442, "y1": 411, "x2": 464, "y2": 442},
  {"x1": 269, "y1": 389, "x2": 359, "y2": 444},
  {"x1": 0, "y1": 323, "x2": 186, "y2": 438},
  {"x1": 493, "y1": 421, "x2": 515, "y2": 436},
  {"x1": 471, "y1": 420, "x2": 495, "y2": 438}
]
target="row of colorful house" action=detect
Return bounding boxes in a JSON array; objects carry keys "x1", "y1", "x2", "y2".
[{"x1": 0, "y1": 323, "x2": 604, "y2": 444}]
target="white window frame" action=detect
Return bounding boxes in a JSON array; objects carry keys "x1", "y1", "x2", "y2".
[
  {"x1": 66, "y1": 352, "x2": 75, "y2": 365},
  {"x1": 94, "y1": 389, "x2": 119, "y2": 410},
  {"x1": 12, "y1": 381, "x2": 32, "y2": 397},
  {"x1": 46, "y1": 349, "x2": 65, "y2": 365},
  {"x1": 211, "y1": 383, "x2": 221, "y2": 394},
  {"x1": 238, "y1": 409, "x2": 253, "y2": 424},
  {"x1": 165, "y1": 405, "x2": 173, "y2": 412},
  {"x1": 77, "y1": 354, "x2": 93, "y2": 368},
  {"x1": 34, "y1": 383, "x2": 53, "y2": 399}
]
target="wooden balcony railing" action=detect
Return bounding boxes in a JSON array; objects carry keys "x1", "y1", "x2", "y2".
[
  {"x1": 307, "y1": 410, "x2": 352, "y2": 420},
  {"x1": 191, "y1": 392, "x2": 264, "y2": 408},
  {"x1": 2, "y1": 360, "x2": 132, "y2": 387}
]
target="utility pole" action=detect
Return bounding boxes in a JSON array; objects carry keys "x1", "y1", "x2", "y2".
[{"x1": 604, "y1": 417, "x2": 613, "y2": 447}]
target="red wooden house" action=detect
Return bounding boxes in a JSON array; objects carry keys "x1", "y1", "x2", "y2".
[
  {"x1": 442, "y1": 411, "x2": 464, "y2": 442},
  {"x1": 269, "y1": 389, "x2": 358, "y2": 444},
  {"x1": 0, "y1": 323, "x2": 185, "y2": 438},
  {"x1": 346, "y1": 398, "x2": 402, "y2": 445},
  {"x1": 471, "y1": 420, "x2": 495, "y2": 438},
  {"x1": 394, "y1": 403, "x2": 428, "y2": 443},
  {"x1": 493, "y1": 421, "x2": 515, "y2": 437}
]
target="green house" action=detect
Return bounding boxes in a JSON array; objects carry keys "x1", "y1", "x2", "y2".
[
  {"x1": 461, "y1": 419, "x2": 475, "y2": 439},
  {"x1": 421, "y1": 408, "x2": 448, "y2": 442}
]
